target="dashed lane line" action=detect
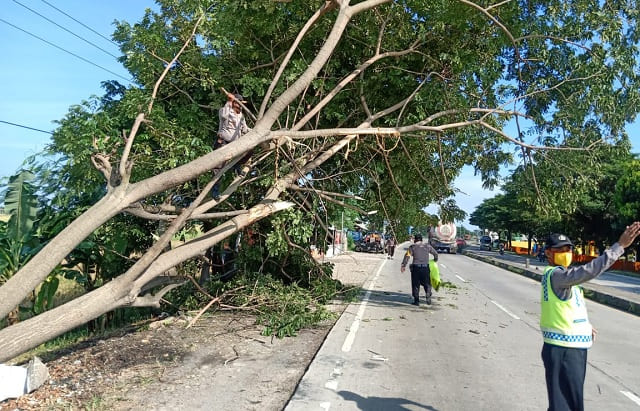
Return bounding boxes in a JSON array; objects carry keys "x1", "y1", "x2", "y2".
[
  {"x1": 491, "y1": 300, "x2": 521, "y2": 320},
  {"x1": 621, "y1": 391, "x2": 640, "y2": 407}
]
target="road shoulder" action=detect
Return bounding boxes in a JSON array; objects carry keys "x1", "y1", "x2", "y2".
[{"x1": 0, "y1": 252, "x2": 383, "y2": 410}]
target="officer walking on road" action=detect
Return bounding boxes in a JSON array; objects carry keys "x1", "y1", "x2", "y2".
[
  {"x1": 540, "y1": 222, "x2": 640, "y2": 411},
  {"x1": 401, "y1": 233, "x2": 438, "y2": 306}
]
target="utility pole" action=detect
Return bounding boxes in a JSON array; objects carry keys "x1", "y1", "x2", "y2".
[{"x1": 341, "y1": 211, "x2": 344, "y2": 253}]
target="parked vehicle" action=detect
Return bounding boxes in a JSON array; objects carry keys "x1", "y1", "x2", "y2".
[
  {"x1": 429, "y1": 222, "x2": 457, "y2": 254},
  {"x1": 479, "y1": 235, "x2": 492, "y2": 251},
  {"x1": 354, "y1": 239, "x2": 384, "y2": 253}
]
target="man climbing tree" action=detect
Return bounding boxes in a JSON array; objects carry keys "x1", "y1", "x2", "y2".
[{"x1": 212, "y1": 91, "x2": 252, "y2": 199}]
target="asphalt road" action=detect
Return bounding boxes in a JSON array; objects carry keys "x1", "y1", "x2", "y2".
[
  {"x1": 285, "y1": 244, "x2": 640, "y2": 410},
  {"x1": 468, "y1": 245, "x2": 640, "y2": 297}
]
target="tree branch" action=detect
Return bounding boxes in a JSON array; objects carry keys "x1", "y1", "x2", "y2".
[
  {"x1": 258, "y1": 1, "x2": 338, "y2": 119},
  {"x1": 119, "y1": 14, "x2": 206, "y2": 182},
  {"x1": 129, "y1": 283, "x2": 184, "y2": 308}
]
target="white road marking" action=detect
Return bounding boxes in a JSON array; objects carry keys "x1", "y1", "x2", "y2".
[
  {"x1": 440, "y1": 263, "x2": 447, "y2": 269},
  {"x1": 621, "y1": 391, "x2": 640, "y2": 406},
  {"x1": 491, "y1": 300, "x2": 520, "y2": 320},
  {"x1": 324, "y1": 379, "x2": 338, "y2": 390},
  {"x1": 341, "y1": 260, "x2": 386, "y2": 352},
  {"x1": 455, "y1": 274, "x2": 467, "y2": 283},
  {"x1": 320, "y1": 401, "x2": 331, "y2": 410},
  {"x1": 323, "y1": 362, "x2": 343, "y2": 391}
]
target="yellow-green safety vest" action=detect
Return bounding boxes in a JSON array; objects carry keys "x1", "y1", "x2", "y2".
[{"x1": 540, "y1": 266, "x2": 592, "y2": 348}]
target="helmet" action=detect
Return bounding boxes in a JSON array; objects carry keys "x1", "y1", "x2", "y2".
[{"x1": 414, "y1": 233, "x2": 423, "y2": 242}]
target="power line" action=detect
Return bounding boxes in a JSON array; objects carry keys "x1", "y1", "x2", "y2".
[
  {"x1": 0, "y1": 120, "x2": 53, "y2": 135},
  {"x1": 39, "y1": 0, "x2": 119, "y2": 47},
  {"x1": 0, "y1": 18, "x2": 132, "y2": 82},
  {"x1": 12, "y1": 0, "x2": 120, "y2": 59}
]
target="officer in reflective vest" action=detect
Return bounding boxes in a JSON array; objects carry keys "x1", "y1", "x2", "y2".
[
  {"x1": 401, "y1": 233, "x2": 438, "y2": 306},
  {"x1": 540, "y1": 223, "x2": 640, "y2": 411}
]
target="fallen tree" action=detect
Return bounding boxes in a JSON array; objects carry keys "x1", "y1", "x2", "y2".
[{"x1": 1, "y1": 0, "x2": 639, "y2": 361}]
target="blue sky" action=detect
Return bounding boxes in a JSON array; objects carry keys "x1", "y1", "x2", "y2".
[
  {"x1": 1, "y1": 1, "x2": 638, "y2": 230},
  {"x1": 0, "y1": 0, "x2": 156, "y2": 178}
]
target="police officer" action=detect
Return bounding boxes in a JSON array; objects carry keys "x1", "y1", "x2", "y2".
[
  {"x1": 401, "y1": 233, "x2": 438, "y2": 306},
  {"x1": 540, "y1": 222, "x2": 640, "y2": 411}
]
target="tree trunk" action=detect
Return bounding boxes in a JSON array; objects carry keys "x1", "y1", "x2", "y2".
[
  {"x1": 0, "y1": 193, "x2": 125, "y2": 320},
  {"x1": 0, "y1": 199, "x2": 294, "y2": 362},
  {"x1": 0, "y1": 123, "x2": 359, "y2": 360},
  {"x1": 0, "y1": 131, "x2": 271, "y2": 320},
  {"x1": 0, "y1": 278, "x2": 126, "y2": 362}
]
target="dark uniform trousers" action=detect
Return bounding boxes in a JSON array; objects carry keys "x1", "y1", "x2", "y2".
[
  {"x1": 541, "y1": 343, "x2": 587, "y2": 411},
  {"x1": 409, "y1": 264, "x2": 431, "y2": 300}
]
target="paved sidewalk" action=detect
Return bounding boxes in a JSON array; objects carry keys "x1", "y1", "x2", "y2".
[{"x1": 463, "y1": 249, "x2": 640, "y2": 317}]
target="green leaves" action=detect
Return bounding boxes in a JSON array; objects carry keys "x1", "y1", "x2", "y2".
[
  {"x1": 614, "y1": 158, "x2": 640, "y2": 223},
  {"x1": 265, "y1": 209, "x2": 313, "y2": 257},
  {"x1": 34, "y1": 275, "x2": 59, "y2": 315},
  {"x1": 0, "y1": 170, "x2": 41, "y2": 285},
  {"x1": 4, "y1": 170, "x2": 38, "y2": 243},
  {"x1": 473, "y1": 141, "x2": 637, "y2": 247}
]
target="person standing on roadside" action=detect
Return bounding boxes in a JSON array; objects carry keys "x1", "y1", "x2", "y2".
[
  {"x1": 387, "y1": 235, "x2": 396, "y2": 259},
  {"x1": 400, "y1": 233, "x2": 438, "y2": 306},
  {"x1": 540, "y1": 222, "x2": 640, "y2": 411}
]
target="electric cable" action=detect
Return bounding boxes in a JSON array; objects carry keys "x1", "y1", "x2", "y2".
[
  {"x1": 0, "y1": 120, "x2": 53, "y2": 135},
  {"x1": 39, "y1": 0, "x2": 119, "y2": 47},
  {"x1": 0, "y1": 18, "x2": 132, "y2": 82},
  {"x1": 12, "y1": 0, "x2": 120, "y2": 59}
]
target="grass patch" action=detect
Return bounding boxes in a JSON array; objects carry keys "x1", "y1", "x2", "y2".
[{"x1": 85, "y1": 396, "x2": 107, "y2": 410}]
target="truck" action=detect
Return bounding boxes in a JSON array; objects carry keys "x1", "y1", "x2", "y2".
[{"x1": 429, "y1": 222, "x2": 458, "y2": 254}]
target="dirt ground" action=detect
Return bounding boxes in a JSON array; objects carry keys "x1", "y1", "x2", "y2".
[{"x1": 0, "y1": 251, "x2": 384, "y2": 411}]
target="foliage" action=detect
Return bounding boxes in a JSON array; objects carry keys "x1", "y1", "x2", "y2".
[
  {"x1": 264, "y1": 209, "x2": 314, "y2": 257},
  {"x1": 471, "y1": 142, "x2": 636, "y2": 250},
  {"x1": 253, "y1": 276, "x2": 336, "y2": 339},
  {"x1": 47, "y1": 0, "x2": 640, "y2": 265},
  {"x1": 33, "y1": 275, "x2": 60, "y2": 315},
  {"x1": 614, "y1": 158, "x2": 640, "y2": 225},
  {"x1": 25, "y1": 149, "x2": 157, "y2": 296},
  {"x1": 166, "y1": 271, "x2": 356, "y2": 339},
  {"x1": 0, "y1": 171, "x2": 45, "y2": 285}
]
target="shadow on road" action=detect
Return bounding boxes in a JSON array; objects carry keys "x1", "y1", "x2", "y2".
[
  {"x1": 337, "y1": 390, "x2": 438, "y2": 411},
  {"x1": 353, "y1": 289, "x2": 445, "y2": 311}
]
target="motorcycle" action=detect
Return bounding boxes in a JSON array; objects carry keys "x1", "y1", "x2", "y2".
[{"x1": 498, "y1": 243, "x2": 505, "y2": 255}]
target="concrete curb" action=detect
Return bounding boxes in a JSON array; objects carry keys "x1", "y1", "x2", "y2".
[{"x1": 463, "y1": 250, "x2": 640, "y2": 317}]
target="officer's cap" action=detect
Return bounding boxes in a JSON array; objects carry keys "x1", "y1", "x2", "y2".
[{"x1": 545, "y1": 233, "x2": 573, "y2": 249}]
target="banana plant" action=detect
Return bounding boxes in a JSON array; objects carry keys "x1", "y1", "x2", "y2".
[{"x1": 0, "y1": 170, "x2": 52, "y2": 319}]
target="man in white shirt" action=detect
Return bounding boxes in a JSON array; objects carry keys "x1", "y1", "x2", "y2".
[{"x1": 212, "y1": 92, "x2": 252, "y2": 199}]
